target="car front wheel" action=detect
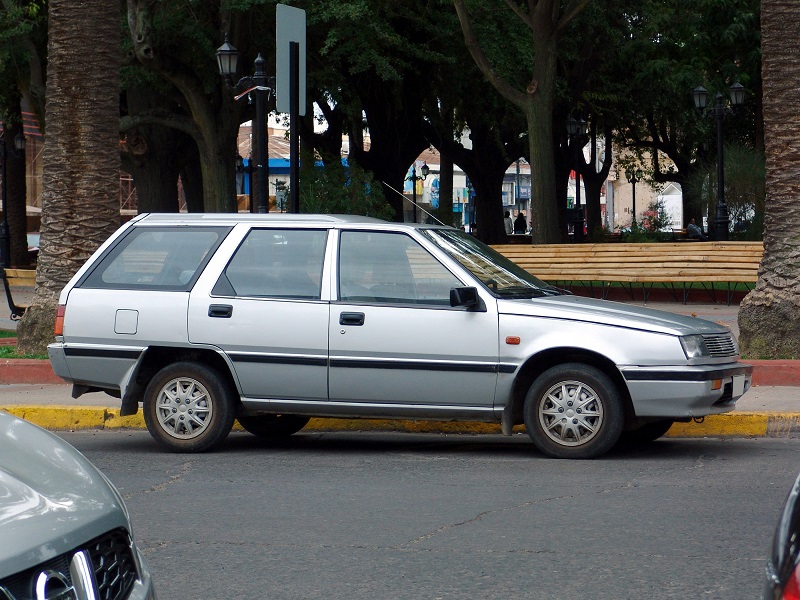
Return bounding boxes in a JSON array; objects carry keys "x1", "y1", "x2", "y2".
[
  {"x1": 524, "y1": 363, "x2": 624, "y2": 459},
  {"x1": 143, "y1": 362, "x2": 235, "y2": 452}
]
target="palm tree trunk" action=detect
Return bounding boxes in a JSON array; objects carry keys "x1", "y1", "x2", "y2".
[
  {"x1": 16, "y1": 0, "x2": 120, "y2": 354},
  {"x1": 738, "y1": 0, "x2": 800, "y2": 358}
]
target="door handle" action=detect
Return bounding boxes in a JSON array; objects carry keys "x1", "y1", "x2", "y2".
[
  {"x1": 339, "y1": 312, "x2": 365, "y2": 326},
  {"x1": 208, "y1": 304, "x2": 233, "y2": 318}
]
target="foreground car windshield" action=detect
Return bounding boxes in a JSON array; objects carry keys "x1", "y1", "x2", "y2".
[{"x1": 420, "y1": 228, "x2": 559, "y2": 298}]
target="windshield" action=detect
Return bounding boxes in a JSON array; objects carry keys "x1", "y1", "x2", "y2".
[{"x1": 419, "y1": 228, "x2": 564, "y2": 299}]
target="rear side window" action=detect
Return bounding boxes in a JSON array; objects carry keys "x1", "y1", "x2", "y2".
[{"x1": 80, "y1": 226, "x2": 229, "y2": 291}]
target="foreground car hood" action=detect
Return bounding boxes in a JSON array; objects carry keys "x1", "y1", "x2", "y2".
[
  {"x1": 0, "y1": 411, "x2": 129, "y2": 577},
  {"x1": 498, "y1": 295, "x2": 731, "y2": 336}
]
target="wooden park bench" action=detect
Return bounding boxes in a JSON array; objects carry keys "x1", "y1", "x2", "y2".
[
  {"x1": 491, "y1": 241, "x2": 763, "y2": 304},
  {"x1": 1, "y1": 268, "x2": 35, "y2": 320}
]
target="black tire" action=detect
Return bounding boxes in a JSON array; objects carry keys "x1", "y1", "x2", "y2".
[
  {"x1": 237, "y1": 414, "x2": 310, "y2": 438},
  {"x1": 524, "y1": 363, "x2": 624, "y2": 459},
  {"x1": 618, "y1": 420, "x2": 674, "y2": 445},
  {"x1": 143, "y1": 362, "x2": 236, "y2": 452}
]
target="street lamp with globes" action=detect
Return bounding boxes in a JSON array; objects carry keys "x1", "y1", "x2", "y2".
[
  {"x1": 216, "y1": 36, "x2": 274, "y2": 213},
  {"x1": 407, "y1": 162, "x2": 429, "y2": 223},
  {"x1": 625, "y1": 167, "x2": 643, "y2": 228},
  {"x1": 693, "y1": 82, "x2": 746, "y2": 240}
]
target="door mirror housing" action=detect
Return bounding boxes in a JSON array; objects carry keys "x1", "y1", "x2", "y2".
[{"x1": 450, "y1": 286, "x2": 484, "y2": 311}]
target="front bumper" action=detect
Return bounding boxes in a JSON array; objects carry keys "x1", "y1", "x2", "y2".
[{"x1": 620, "y1": 363, "x2": 753, "y2": 418}]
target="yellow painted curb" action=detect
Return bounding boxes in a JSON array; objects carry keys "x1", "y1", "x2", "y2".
[
  {"x1": 2, "y1": 406, "x2": 146, "y2": 430},
  {"x1": 666, "y1": 412, "x2": 770, "y2": 437},
  {"x1": 2, "y1": 407, "x2": 800, "y2": 439}
]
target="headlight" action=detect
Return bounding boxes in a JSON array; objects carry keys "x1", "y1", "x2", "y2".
[{"x1": 680, "y1": 334, "x2": 709, "y2": 358}]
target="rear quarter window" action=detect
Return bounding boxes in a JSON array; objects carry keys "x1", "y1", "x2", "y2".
[{"x1": 79, "y1": 226, "x2": 230, "y2": 291}]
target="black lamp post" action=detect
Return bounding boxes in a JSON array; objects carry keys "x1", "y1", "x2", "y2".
[
  {"x1": 625, "y1": 168, "x2": 643, "y2": 227},
  {"x1": 0, "y1": 132, "x2": 25, "y2": 269},
  {"x1": 693, "y1": 82, "x2": 746, "y2": 240},
  {"x1": 217, "y1": 36, "x2": 274, "y2": 213},
  {"x1": 408, "y1": 162, "x2": 429, "y2": 223},
  {"x1": 567, "y1": 117, "x2": 588, "y2": 241}
]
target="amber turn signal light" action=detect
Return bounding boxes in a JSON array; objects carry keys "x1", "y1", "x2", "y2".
[{"x1": 54, "y1": 304, "x2": 66, "y2": 336}]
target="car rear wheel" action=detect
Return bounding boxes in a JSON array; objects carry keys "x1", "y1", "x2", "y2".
[
  {"x1": 524, "y1": 363, "x2": 624, "y2": 459},
  {"x1": 618, "y1": 420, "x2": 674, "y2": 444},
  {"x1": 143, "y1": 362, "x2": 235, "y2": 452},
  {"x1": 237, "y1": 414, "x2": 311, "y2": 438}
]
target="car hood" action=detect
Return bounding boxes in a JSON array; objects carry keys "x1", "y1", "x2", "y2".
[
  {"x1": 0, "y1": 411, "x2": 129, "y2": 577},
  {"x1": 498, "y1": 294, "x2": 731, "y2": 336}
]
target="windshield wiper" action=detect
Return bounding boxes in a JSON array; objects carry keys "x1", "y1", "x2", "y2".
[{"x1": 497, "y1": 286, "x2": 551, "y2": 298}]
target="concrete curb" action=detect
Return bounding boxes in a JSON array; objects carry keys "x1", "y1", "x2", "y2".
[
  {"x1": 749, "y1": 360, "x2": 800, "y2": 386},
  {"x1": 0, "y1": 360, "x2": 63, "y2": 385},
  {"x1": 3, "y1": 405, "x2": 800, "y2": 440},
  {"x1": 1, "y1": 358, "x2": 799, "y2": 386}
]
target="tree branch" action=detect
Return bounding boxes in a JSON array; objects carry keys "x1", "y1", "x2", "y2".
[
  {"x1": 452, "y1": 0, "x2": 528, "y2": 108},
  {"x1": 502, "y1": 0, "x2": 533, "y2": 28},
  {"x1": 119, "y1": 111, "x2": 201, "y2": 141},
  {"x1": 557, "y1": 0, "x2": 593, "y2": 36}
]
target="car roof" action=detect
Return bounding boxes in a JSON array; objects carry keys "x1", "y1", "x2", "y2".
[{"x1": 132, "y1": 213, "x2": 389, "y2": 226}]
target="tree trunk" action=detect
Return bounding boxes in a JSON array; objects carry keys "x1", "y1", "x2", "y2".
[
  {"x1": 435, "y1": 151, "x2": 456, "y2": 227},
  {"x1": 469, "y1": 169, "x2": 506, "y2": 244},
  {"x1": 4, "y1": 114, "x2": 29, "y2": 267},
  {"x1": 738, "y1": 0, "x2": 800, "y2": 358},
  {"x1": 16, "y1": 0, "x2": 120, "y2": 355},
  {"x1": 579, "y1": 126, "x2": 613, "y2": 238},
  {"x1": 525, "y1": 29, "x2": 560, "y2": 244},
  {"x1": 121, "y1": 86, "x2": 198, "y2": 213},
  {"x1": 181, "y1": 157, "x2": 205, "y2": 213}
]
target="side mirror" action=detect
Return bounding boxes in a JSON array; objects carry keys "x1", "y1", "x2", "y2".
[{"x1": 450, "y1": 286, "x2": 483, "y2": 310}]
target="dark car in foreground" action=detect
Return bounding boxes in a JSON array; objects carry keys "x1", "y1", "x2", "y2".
[
  {"x1": 0, "y1": 410, "x2": 156, "y2": 600},
  {"x1": 765, "y1": 471, "x2": 800, "y2": 599}
]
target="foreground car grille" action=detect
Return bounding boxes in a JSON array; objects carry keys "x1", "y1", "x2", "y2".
[
  {"x1": 702, "y1": 333, "x2": 737, "y2": 358},
  {"x1": 0, "y1": 528, "x2": 138, "y2": 600}
]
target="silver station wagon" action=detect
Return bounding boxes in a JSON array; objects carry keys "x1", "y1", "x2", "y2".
[{"x1": 48, "y1": 214, "x2": 752, "y2": 459}]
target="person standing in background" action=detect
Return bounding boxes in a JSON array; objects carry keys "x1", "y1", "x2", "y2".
[
  {"x1": 504, "y1": 211, "x2": 513, "y2": 235},
  {"x1": 514, "y1": 212, "x2": 527, "y2": 234}
]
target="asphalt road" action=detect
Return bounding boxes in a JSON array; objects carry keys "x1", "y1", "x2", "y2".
[{"x1": 57, "y1": 430, "x2": 799, "y2": 600}]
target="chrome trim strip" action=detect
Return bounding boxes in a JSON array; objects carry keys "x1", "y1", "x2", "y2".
[
  {"x1": 330, "y1": 356, "x2": 505, "y2": 373},
  {"x1": 70, "y1": 550, "x2": 98, "y2": 600},
  {"x1": 229, "y1": 353, "x2": 327, "y2": 367},
  {"x1": 240, "y1": 397, "x2": 499, "y2": 421}
]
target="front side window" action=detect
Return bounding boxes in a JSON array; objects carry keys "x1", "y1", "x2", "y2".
[
  {"x1": 338, "y1": 231, "x2": 462, "y2": 305},
  {"x1": 81, "y1": 226, "x2": 229, "y2": 290},
  {"x1": 419, "y1": 228, "x2": 562, "y2": 299},
  {"x1": 216, "y1": 228, "x2": 328, "y2": 299}
]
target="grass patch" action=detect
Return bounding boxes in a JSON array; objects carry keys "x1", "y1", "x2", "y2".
[
  {"x1": 0, "y1": 346, "x2": 48, "y2": 360},
  {"x1": 0, "y1": 330, "x2": 17, "y2": 339}
]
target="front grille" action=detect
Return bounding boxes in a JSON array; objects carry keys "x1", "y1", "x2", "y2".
[
  {"x1": 703, "y1": 333, "x2": 738, "y2": 358},
  {"x1": 87, "y1": 529, "x2": 139, "y2": 600},
  {"x1": 0, "y1": 528, "x2": 138, "y2": 600}
]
